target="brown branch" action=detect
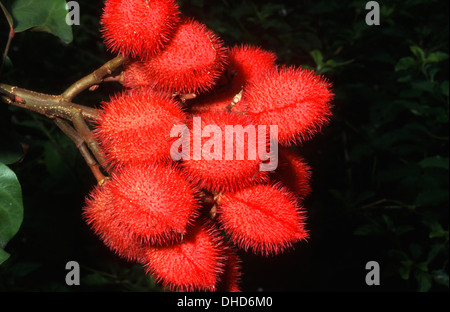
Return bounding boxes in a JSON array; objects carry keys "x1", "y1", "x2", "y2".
[
  {"x1": 72, "y1": 111, "x2": 106, "y2": 168},
  {"x1": 225, "y1": 89, "x2": 243, "y2": 112},
  {"x1": 0, "y1": 83, "x2": 98, "y2": 120},
  {"x1": 172, "y1": 92, "x2": 197, "y2": 103},
  {"x1": 0, "y1": 56, "x2": 127, "y2": 184},
  {"x1": 61, "y1": 55, "x2": 127, "y2": 102},
  {"x1": 54, "y1": 118, "x2": 107, "y2": 185}
]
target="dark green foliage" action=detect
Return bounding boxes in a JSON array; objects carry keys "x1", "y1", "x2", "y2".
[{"x1": 0, "y1": 0, "x2": 448, "y2": 291}]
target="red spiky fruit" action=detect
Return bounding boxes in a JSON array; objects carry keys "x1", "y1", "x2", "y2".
[
  {"x1": 94, "y1": 90, "x2": 187, "y2": 166},
  {"x1": 83, "y1": 163, "x2": 199, "y2": 249},
  {"x1": 100, "y1": 0, "x2": 180, "y2": 59},
  {"x1": 141, "y1": 19, "x2": 228, "y2": 94},
  {"x1": 142, "y1": 223, "x2": 225, "y2": 292},
  {"x1": 122, "y1": 60, "x2": 150, "y2": 90},
  {"x1": 217, "y1": 183, "x2": 309, "y2": 256},
  {"x1": 273, "y1": 147, "x2": 312, "y2": 200},
  {"x1": 228, "y1": 44, "x2": 278, "y2": 90},
  {"x1": 217, "y1": 247, "x2": 242, "y2": 292},
  {"x1": 179, "y1": 111, "x2": 269, "y2": 192},
  {"x1": 189, "y1": 45, "x2": 277, "y2": 113},
  {"x1": 236, "y1": 66, "x2": 333, "y2": 145},
  {"x1": 83, "y1": 182, "x2": 145, "y2": 261}
]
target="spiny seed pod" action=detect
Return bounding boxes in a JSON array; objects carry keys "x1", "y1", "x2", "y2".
[
  {"x1": 83, "y1": 182, "x2": 145, "y2": 262},
  {"x1": 142, "y1": 18, "x2": 228, "y2": 94},
  {"x1": 179, "y1": 111, "x2": 269, "y2": 192},
  {"x1": 273, "y1": 147, "x2": 312, "y2": 200},
  {"x1": 189, "y1": 45, "x2": 277, "y2": 113},
  {"x1": 122, "y1": 60, "x2": 151, "y2": 90},
  {"x1": 228, "y1": 44, "x2": 278, "y2": 90},
  {"x1": 217, "y1": 183, "x2": 309, "y2": 256},
  {"x1": 237, "y1": 66, "x2": 333, "y2": 145},
  {"x1": 100, "y1": 0, "x2": 180, "y2": 59},
  {"x1": 217, "y1": 247, "x2": 242, "y2": 292},
  {"x1": 94, "y1": 89, "x2": 187, "y2": 166},
  {"x1": 142, "y1": 223, "x2": 226, "y2": 292},
  {"x1": 84, "y1": 163, "x2": 199, "y2": 248}
]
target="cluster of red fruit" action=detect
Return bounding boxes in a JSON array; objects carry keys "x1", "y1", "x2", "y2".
[{"x1": 83, "y1": 0, "x2": 333, "y2": 292}]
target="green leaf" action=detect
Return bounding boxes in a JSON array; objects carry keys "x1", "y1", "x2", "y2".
[
  {"x1": 310, "y1": 49, "x2": 323, "y2": 66},
  {"x1": 395, "y1": 56, "x2": 416, "y2": 72},
  {"x1": 411, "y1": 81, "x2": 433, "y2": 94},
  {"x1": 415, "y1": 271, "x2": 432, "y2": 292},
  {"x1": 0, "y1": 247, "x2": 10, "y2": 265},
  {"x1": 82, "y1": 273, "x2": 111, "y2": 286},
  {"x1": 399, "y1": 259, "x2": 413, "y2": 280},
  {"x1": 419, "y1": 156, "x2": 449, "y2": 170},
  {"x1": 426, "y1": 51, "x2": 449, "y2": 63},
  {"x1": 422, "y1": 219, "x2": 448, "y2": 239},
  {"x1": 410, "y1": 45, "x2": 426, "y2": 62},
  {"x1": 0, "y1": 162, "x2": 24, "y2": 250},
  {"x1": 11, "y1": 0, "x2": 73, "y2": 43}
]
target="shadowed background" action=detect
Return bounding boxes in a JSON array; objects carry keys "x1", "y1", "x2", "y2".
[{"x1": 0, "y1": 0, "x2": 448, "y2": 291}]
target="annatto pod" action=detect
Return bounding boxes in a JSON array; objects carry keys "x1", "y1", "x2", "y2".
[
  {"x1": 141, "y1": 18, "x2": 228, "y2": 94},
  {"x1": 217, "y1": 183, "x2": 309, "y2": 256},
  {"x1": 122, "y1": 60, "x2": 151, "y2": 90},
  {"x1": 83, "y1": 182, "x2": 145, "y2": 262},
  {"x1": 228, "y1": 44, "x2": 278, "y2": 90},
  {"x1": 179, "y1": 111, "x2": 269, "y2": 192},
  {"x1": 141, "y1": 223, "x2": 226, "y2": 292},
  {"x1": 236, "y1": 66, "x2": 333, "y2": 145},
  {"x1": 93, "y1": 89, "x2": 187, "y2": 166},
  {"x1": 100, "y1": 0, "x2": 180, "y2": 59},
  {"x1": 272, "y1": 147, "x2": 312, "y2": 200},
  {"x1": 189, "y1": 44, "x2": 277, "y2": 113},
  {"x1": 83, "y1": 162, "x2": 199, "y2": 250},
  {"x1": 216, "y1": 246, "x2": 242, "y2": 292}
]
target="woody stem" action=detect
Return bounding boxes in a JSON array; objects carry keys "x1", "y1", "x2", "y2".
[
  {"x1": 61, "y1": 55, "x2": 127, "y2": 102},
  {"x1": 54, "y1": 118, "x2": 106, "y2": 185}
]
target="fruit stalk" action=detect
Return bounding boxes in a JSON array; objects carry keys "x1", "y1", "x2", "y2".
[
  {"x1": 0, "y1": 83, "x2": 98, "y2": 120},
  {"x1": 61, "y1": 55, "x2": 127, "y2": 102}
]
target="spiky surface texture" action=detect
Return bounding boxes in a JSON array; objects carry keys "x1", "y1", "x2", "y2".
[
  {"x1": 142, "y1": 223, "x2": 225, "y2": 291},
  {"x1": 273, "y1": 148, "x2": 312, "y2": 200},
  {"x1": 217, "y1": 247, "x2": 242, "y2": 292},
  {"x1": 83, "y1": 182, "x2": 145, "y2": 261},
  {"x1": 180, "y1": 111, "x2": 269, "y2": 192},
  {"x1": 187, "y1": 73, "x2": 239, "y2": 114},
  {"x1": 142, "y1": 19, "x2": 228, "y2": 94},
  {"x1": 228, "y1": 44, "x2": 277, "y2": 90},
  {"x1": 84, "y1": 163, "x2": 199, "y2": 248},
  {"x1": 188, "y1": 90, "x2": 235, "y2": 113},
  {"x1": 101, "y1": 0, "x2": 180, "y2": 59},
  {"x1": 218, "y1": 184, "x2": 309, "y2": 256},
  {"x1": 189, "y1": 45, "x2": 277, "y2": 113},
  {"x1": 237, "y1": 66, "x2": 333, "y2": 145},
  {"x1": 94, "y1": 90, "x2": 187, "y2": 166},
  {"x1": 122, "y1": 60, "x2": 151, "y2": 89}
]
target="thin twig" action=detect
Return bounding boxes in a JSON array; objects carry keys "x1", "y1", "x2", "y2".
[
  {"x1": 61, "y1": 55, "x2": 127, "y2": 102},
  {"x1": 54, "y1": 118, "x2": 107, "y2": 185},
  {"x1": 225, "y1": 89, "x2": 243, "y2": 112},
  {"x1": 0, "y1": 28, "x2": 14, "y2": 80},
  {"x1": 72, "y1": 111, "x2": 106, "y2": 167}
]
